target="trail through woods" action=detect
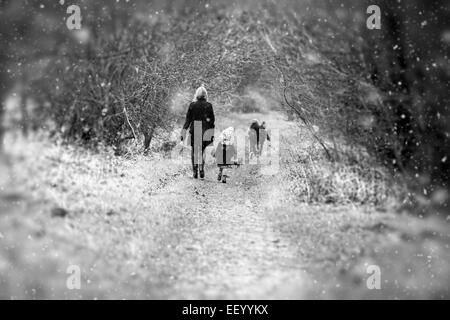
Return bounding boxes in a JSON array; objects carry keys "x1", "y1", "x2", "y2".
[{"x1": 1, "y1": 107, "x2": 449, "y2": 299}]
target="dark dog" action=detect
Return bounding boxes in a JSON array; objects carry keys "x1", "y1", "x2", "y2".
[{"x1": 248, "y1": 120, "x2": 270, "y2": 158}]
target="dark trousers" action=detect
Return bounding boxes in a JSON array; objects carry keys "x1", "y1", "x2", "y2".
[{"x1": 191, "y1": 143, "x2": 208, "y2": 171}]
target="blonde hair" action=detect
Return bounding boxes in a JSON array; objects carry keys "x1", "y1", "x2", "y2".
[
  {"x1": 218, "y1": 127, "x2": 235, "y2": 145},
  {"x1": 193, "y1": 85, "x2": 208, "y2": 102}
]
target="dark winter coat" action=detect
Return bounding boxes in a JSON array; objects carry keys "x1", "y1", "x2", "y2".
[{"x1": 183, "y1": 98, "x2": 215, "y2": 147}]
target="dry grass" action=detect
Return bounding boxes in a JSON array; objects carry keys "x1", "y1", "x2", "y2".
[
  {"x1": 280, "y1": 131, "x2": 405, "y2": 206},
  {"x1": 0, "y1": 133, "x2": 191, "y2": 299},
  {"x1": 1, "y1": 123, "x2": 449, "y2": 300}
]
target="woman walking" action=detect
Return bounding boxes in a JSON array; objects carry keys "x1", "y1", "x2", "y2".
[{"x1": 181, "y1": 85, "x2": 215, "y2": 179}]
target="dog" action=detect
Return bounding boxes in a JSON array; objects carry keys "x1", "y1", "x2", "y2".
[{"x1": 248, "y1": 119, "x2": 270, "y2": 158}]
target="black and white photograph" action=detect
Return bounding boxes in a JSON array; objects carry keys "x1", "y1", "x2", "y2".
[{"x1": 0, "y1": 0, "x2": 449, "y2": 304}]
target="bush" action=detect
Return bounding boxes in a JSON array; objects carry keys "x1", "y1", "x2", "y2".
[
  {"x1": 31, "y1": 7, "x2": 269, "y2": 152},
  {"x1": 282, "y1": 134, "x2": 402, "y2": 206},
  {"x1": 259, "y1": 0, "x2": 449, "y2": 210},
  {"x1": 229, "y1": 96, "x2": 261, "y2": 114}
]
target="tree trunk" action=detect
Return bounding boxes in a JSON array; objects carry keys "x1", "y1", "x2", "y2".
[
  {"x1": 143, "y1": 127, "x2": 155, "y2": 151},
  {"x1": 20, "y1": 92, "x2": 29, "y2": 136},
  {"x1": 0, "y1": 99, "x2": 4, "y2": 154},
  {"x1": 0, "y1": 75, "x2": 7, "y2": 155}
]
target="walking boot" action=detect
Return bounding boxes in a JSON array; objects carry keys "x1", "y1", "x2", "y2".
[
  {"x1": 193, "y1": 165, "x2": 199, "y2": 179},
  {"x1": 199, "y1": 165, "x2": 205, "y2": 179}
]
